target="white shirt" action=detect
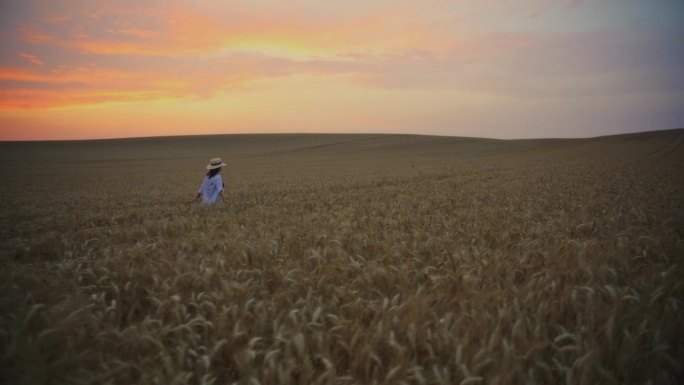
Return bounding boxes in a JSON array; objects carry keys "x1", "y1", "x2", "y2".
[{"x1": 198, "y1": 174, "x2": 224, "y2": 204}]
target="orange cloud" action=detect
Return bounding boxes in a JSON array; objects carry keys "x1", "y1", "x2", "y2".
[
  {"x1": 0, "y1": 65, "x2": 143, "y2": 86},
  {"x1": 0, "y1": 88, "x2": 167, "y2": 109},
  {"x1": 19, "y1": 53, "x2": 44, "y2": 66},
  {"x1": 4, "y1": 1, "x2": 467, "y2": 112},
  {"x1": 0, "y1": 52, "x2": 363, "y2": 109}
]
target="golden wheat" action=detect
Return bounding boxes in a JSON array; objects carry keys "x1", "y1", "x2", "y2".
[{"x1": 1, "y1": 131, "x2": 683, "y2": 384}]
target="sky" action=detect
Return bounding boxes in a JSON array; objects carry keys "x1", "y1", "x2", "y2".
[{"x1": 0, "y1": 0, "x2": 683, "y2": 141}]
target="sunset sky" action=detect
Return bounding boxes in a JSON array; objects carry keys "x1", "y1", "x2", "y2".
[{"x1": 1, "y1": 0, "x2": 682, "y2": 141}]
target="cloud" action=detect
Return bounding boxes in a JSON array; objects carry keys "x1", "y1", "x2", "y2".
[
  {"x1": 0, "y1": 0, "x2": 445, "y2": 109},
  {"x1": 0, "y1": 51, "x2": 374, "y2": 109},
  {"x1": 19, "y1": 53, "x2": 44, "y2": 66},
  {"x1": 4, "y1": 0, "x2": 447, "y2": 109},
  {"x1": 346, "y1": 22, "x2": 684, "y2": 102},
  {"x1": 13, "y1": 1, "x2": 444, "y2": 56}
]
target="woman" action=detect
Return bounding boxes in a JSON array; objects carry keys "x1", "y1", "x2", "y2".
[{"x1": 192, "y1": 158, "x2": 227, "y2": 204}]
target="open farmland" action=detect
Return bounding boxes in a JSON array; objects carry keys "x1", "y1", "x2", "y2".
[{"x1": 1, "y1": 130, "x2": 683, "y2": 384}]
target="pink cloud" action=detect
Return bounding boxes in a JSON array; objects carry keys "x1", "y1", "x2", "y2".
[{"x1": 19, "y1": 53, "x2": 44, "y2": 66}]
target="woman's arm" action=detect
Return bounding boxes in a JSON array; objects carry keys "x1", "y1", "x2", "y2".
[
  {"x1": 189, "y1": 192, "x2": 202, "y2": 203},
  {"x1": 191, "y1": 177, "x2": 207, "y2": 202},
  {"x1": 215, "y1": 175, "x2": 226, "y2": 203}
]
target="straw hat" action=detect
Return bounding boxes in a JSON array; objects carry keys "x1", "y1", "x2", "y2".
[{"x1": 206, "y1": 158, "x2": 227, "y2": 170}]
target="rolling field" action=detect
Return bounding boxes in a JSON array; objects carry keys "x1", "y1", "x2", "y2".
[{"x1": 1, "y1": 130, "x2": 683, "y2": 384}]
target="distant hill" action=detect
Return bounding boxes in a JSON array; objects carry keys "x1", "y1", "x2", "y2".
[{"x1": 0, "y1": 129, "x2": 682, "y2": 169}]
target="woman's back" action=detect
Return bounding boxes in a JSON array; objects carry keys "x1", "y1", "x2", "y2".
[{"x1": 192, "y1": 157, "x2": 227, "y2": 205}]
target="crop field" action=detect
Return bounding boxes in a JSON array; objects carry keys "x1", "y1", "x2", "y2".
[{"x1": 1, "y1": 130, "x2": 683, "y2": 384}]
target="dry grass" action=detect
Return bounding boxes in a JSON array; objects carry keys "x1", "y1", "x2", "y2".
[{"x1": 1, "y1": 130, "x2": 683, "y2": 384}]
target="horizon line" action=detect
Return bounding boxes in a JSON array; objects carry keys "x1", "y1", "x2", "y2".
[{"x1": 1, "y1": 128, "x2": 681, "y2": 144}]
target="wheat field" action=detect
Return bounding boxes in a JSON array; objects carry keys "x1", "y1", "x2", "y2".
[{"x1": 1, "y1": 130, "x2": 683, "y2": 384}]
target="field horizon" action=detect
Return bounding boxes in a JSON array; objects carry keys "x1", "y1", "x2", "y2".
[
  {"x1": 1, "y1": 128, "x2": 682, "y2": 167},
  {"x1": 1, "y1": 128, "x2": 683, "y2": 384}
]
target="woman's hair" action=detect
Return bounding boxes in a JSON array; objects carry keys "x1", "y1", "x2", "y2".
[{"x1": 207, "y1": 168, "x2": 221, "y2": 178}]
